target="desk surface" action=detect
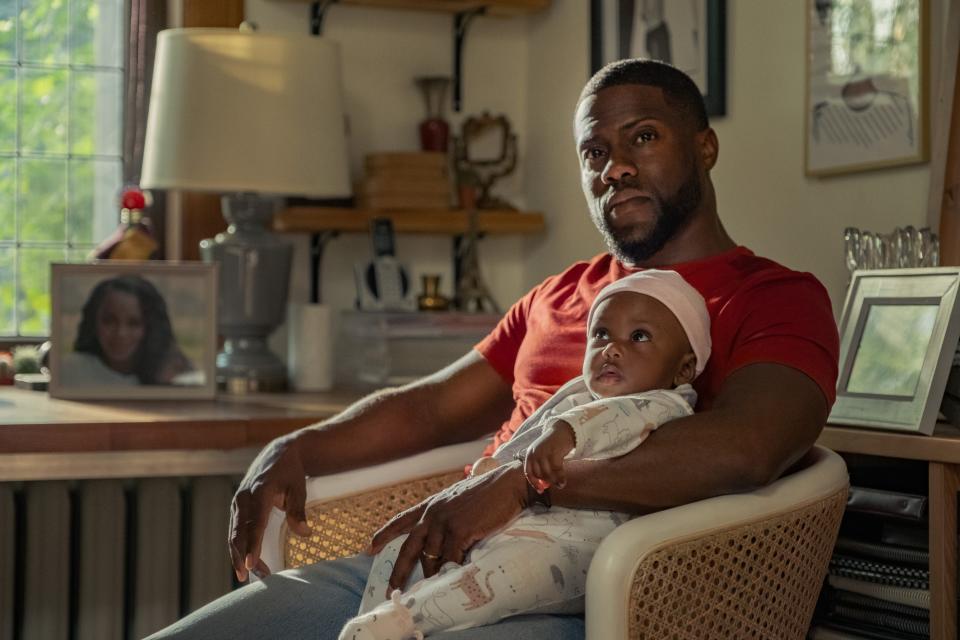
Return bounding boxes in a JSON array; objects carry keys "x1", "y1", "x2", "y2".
[
  {"x1": 0, "y1": 387, "x2": 356, "y2": 453},
  {"x1": 6, "y1": 385, "x2": 960, "y2": 464}
]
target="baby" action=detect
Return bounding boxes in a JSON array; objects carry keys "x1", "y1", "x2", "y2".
[{"x1": 339, "y1": 269, "x2": 711, "y2": 640}]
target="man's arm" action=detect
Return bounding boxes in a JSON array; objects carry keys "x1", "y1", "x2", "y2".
[
  {"x1": 553, "y1": 362, "x2": 829, "y2": 512},
  {"x1": 370, "y1": 361, "x2": 830, "y2": 590},
  {"x1": 228, "y1": 350, "x2": 514, "y2": 581}
]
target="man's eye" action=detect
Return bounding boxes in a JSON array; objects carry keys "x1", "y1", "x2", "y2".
[
  {"x1": 636, "y1": 131, "x2": 656, "y2": 143},
  {"x1": 584, "y1": 147, "x2": 606, "y2": 161},
  {"x1": 631, "y1": 330, "x2": 649, "y2": 342}
]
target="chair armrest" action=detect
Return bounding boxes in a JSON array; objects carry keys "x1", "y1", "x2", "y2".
[
  {"x1": 260, "y1": 439, "x2": 486, "y2": 575},
  {"x1": 585, "y1": 446, "x2": 849, "y2": 639}
]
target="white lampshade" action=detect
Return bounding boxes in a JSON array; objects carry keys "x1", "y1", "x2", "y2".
[{"x1": 141, "y1": 28, "x2": 350, "y2": 197}]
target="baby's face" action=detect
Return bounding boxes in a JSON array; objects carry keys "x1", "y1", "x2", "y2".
[{"x1": 583, "y1": 291, "x2": 694, "y2": 398}]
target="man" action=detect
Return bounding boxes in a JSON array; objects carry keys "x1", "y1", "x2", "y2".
[{"x1": 149, "y1": 59, "x2": 838, "y2": 640}]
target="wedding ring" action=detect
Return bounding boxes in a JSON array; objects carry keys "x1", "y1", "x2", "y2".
[{"x1": 421, "y1": 551, "x2": 440, "y2": 560}]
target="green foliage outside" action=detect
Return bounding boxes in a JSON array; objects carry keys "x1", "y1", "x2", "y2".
[
  {"x1": 0, "y1": 0, "x2": 124, "y2": 337},
  {"x1": 829, "y1": 0, "x2": 921, "y2": 101}
]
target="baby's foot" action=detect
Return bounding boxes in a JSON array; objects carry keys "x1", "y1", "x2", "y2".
[{"x1": 338, "y1": 590, "x2": 423, "y2": 640}]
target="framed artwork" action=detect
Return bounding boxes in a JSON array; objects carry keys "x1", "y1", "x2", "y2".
[
  {"x1": 590, "y1": 0, "x2": 727, "y2": 116},
  {"x1": 829, "y1": 268, "x2": 960, "y2": 435},
  {"x1": 49, "y1": 261, "x2": 218, "y2": 400},
  {"x1": 805, "y1": 0, "x2": 929, "y2": 176}
]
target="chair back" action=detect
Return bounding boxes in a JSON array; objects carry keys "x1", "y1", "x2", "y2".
[{"x1": 586, "y1": 445, "x2": 849, "y2": 639}]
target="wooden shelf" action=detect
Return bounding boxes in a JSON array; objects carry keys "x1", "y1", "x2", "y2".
[
  {"x1": 274, "y1": 206, "x2": 545, "y2": 236},
  {"x1": 268, "y1": 0, "x2": 550, "y2": 16}
]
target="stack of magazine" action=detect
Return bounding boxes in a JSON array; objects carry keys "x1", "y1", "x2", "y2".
[{"x1": 809, "y1": 485, "x2": 930, "y2": 639}]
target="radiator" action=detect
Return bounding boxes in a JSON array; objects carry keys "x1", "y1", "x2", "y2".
[{"x1": 0, "y1": 477, "x2": 236, "y2": 640}]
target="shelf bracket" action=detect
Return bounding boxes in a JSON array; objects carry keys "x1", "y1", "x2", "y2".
[
  {"x1": 453, "y1": 7, "x2": 486, "y2": 112},
  {"x1": 309, "y1": 230, "x2": 340, "y2": 304},
  {"x1": 310, "y1": 0, "x2": 338, "y2": 36}
]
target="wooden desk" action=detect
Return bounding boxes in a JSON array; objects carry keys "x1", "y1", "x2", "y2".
[
  {"x1": 0, "y1": 387, "x2": 355, "y2": 481},
  {"x1": 5, "y1": 389, "x2": 955, "y2": 635},
  {"x1": 819, "y1": 423, "x2": 960, "y2": 640}
]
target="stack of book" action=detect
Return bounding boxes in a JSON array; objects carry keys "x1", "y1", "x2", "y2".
[
  {"x1": 358, "y1": 152, "x2": 451, "y2": 210},
  {"x1": 810, "y1": 486, "x2": 930, "y2": 639}
]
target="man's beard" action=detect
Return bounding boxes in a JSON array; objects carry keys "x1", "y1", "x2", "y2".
[{"x1": 594, "y1": 169, "x2": 703, "y2": 265}]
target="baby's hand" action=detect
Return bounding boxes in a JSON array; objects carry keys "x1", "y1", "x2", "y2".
[{"x1": 524, "y1": 421, "x2": 576, "y2": 491}]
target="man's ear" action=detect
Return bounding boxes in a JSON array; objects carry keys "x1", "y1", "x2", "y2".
[
  {"x1": 697, "y1": 128, "x2": 719, "y2": 171},
  {"x1": 673, "y1": 352, "x2": 697, "y2": 387}
]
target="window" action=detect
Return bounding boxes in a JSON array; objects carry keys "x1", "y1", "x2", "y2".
[{"x1": 0, "y1": 0, "x2": 125, "y2": 338}]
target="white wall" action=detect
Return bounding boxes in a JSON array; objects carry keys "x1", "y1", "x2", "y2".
[
  {"x1": 526, "y1": 0, "x2": 943, "y2": 317},
  {"x1": 245, "y1": 1, "x2": 530, "y2": 327},
  {"x1": 251, "y1": 0, "x2": 946, "y2": 331}
]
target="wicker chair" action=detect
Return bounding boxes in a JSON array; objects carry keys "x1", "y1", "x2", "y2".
[{"x1": 260, "y1": 443, "x2": 848, "y2": 639}]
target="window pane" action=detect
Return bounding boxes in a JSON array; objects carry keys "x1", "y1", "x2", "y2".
[
  {"x1": 0, "y1": 247, "x2": 13, "y2": 334},
  {"x1": 19, "y1": 158, "x2": 66, "y2": 242},
  {"x1": 70, "y1": 70, "x2": 121, "y2": 156},
  {"x1": 0, "y1": 1, "x2": 15, "y2": 63},
  {"x1": 0, "y1": 157, "x2": 13, "y2": 241},
  {"x1": 0, "y1": 67, "x2": 16, "y2": 152},
  {"x1": 21, "y1": 0, "x2": 69, "y2": 64},
  {"x1": 21, "y1": 68, "x2": 68, "y2": 154},
  {"x1": 67, "y1": 246, "x2": 91, "y2": 262},
  {"x1": 71, "y1": 0, "x2": 122, "y2": 67},
  {"x1": 17, "y1": 246, "x2": 64, "y2": 336},
  {"x1": 69, "y1": 158, "x2": 120, "y2": 243}
]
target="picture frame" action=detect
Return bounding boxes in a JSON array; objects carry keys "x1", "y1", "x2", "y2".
[
  {"x1": 589, "y1": 0, "x2": 727, "y2": 117},
  {"x1": 805, "y1": 0, "x2": 929, "y2": 176},
  {"x1": 49, "y1": 261, "x2": 218, "y2": 400},
  {"x1": 829, "y1": 268, "x2": 960, "y2": 435}
]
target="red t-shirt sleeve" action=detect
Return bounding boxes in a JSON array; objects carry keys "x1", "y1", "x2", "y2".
[
  {"x1": 474, "y1": 281, "x2": 540, "y2": 384},
  {"x1": 723, "y1": 273, "x2": 840, "y2": 406}
]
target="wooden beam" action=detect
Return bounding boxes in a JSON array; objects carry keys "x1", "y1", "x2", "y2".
[
  {"x1": 936, "y1": 3, "x2": 960, "y2": 265},
  {"x1": 182, "y1": 0, "x2": 244, "y2": 28},
  {"x1": 176, "y1": 0, "x2": 244, "y2": 260}
]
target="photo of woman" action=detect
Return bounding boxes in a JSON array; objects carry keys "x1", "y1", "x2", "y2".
[
  {"x1": 49, "y1": 262, "x2": 217, "y2": 399},
  {"x1": 61, "y1": 275, "x2": 197, "y2": 387}
]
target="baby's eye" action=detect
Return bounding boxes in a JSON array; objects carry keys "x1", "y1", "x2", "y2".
[
  {"x1": 631, "y1": 330, "x2": 649, "y2": 342},
  {"x1": 592, "y1": 328, "x2": 609, "y2": 340}
]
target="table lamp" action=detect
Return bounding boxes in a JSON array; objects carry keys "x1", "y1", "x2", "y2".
[{"x1": 140, "y1": 27, "x2": 350, "y2": 392}]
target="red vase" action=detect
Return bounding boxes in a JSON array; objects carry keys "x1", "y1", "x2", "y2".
[{"x1": 419, "y1": 117, "x2": 450, "y2": 152}]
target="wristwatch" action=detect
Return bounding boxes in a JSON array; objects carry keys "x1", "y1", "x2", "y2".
[
  {"x1": 527, "y1": 481, "x2": 552, "y2": 509},
  {"x1": 514, "y1": 450, "x2": 552, "y2": 509}
]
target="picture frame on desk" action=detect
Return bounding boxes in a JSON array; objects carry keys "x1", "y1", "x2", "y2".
[
  {"x1": 49, "y1": 261, "x2": 218, "y2": 400},
  {"x1": 829, "y1": 268, "x2": 960, "y2": 435}
]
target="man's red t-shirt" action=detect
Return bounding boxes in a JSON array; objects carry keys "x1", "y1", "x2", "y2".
[{"x1": 474, "y1": 247, "x2": 840, "y2": 457}]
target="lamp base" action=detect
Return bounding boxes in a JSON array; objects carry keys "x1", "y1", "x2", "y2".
[
  {"x1": 217, "y1": 336, "x2": 288, "y2": 393},
  {"x1": 200, "y1": 193, "x2": 292, "y2": 394}
]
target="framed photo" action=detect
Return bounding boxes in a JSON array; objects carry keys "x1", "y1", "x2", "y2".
[
  {"x1": 805, "y1": 0, "x2": 929, "y2": 176},
  {"x1": 590, "y1": 0, "x2": 727, "y2": 116},
  {"x1": 829, "y1": 268, "x2": 960, "y2": 435},
  {"x1": 49, "y1": 261, "x2": 218, "y2": 400}
]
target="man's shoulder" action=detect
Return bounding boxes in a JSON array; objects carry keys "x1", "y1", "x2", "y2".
[{"x1": 688, "y1": 247, "x2": 829, "y2": 301}]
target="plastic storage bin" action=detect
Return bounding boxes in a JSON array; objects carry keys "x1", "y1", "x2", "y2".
[{"x1": 335, "y1": 311, "x2": 501, "y2": 388}]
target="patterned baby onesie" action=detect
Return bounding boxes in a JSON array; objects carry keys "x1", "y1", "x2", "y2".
[{"x1": 339, "y1": 381, "x2": 696, "y2": 640}]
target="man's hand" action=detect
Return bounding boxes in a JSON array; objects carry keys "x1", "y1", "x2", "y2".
[
  {"x1": 367, "y1": 461, "x2": 528, "y2": 593},
  {"x1": 228, "y1": 435, "x2": 313, "y2": 582},
  {"x1": 524, "y1": 421, "x2": 576, "y2": 490}
]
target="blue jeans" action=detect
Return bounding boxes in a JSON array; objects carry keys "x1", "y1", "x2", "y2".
[{"x1": 145, "y1": 554, "x2": 585, "y2": 640}]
